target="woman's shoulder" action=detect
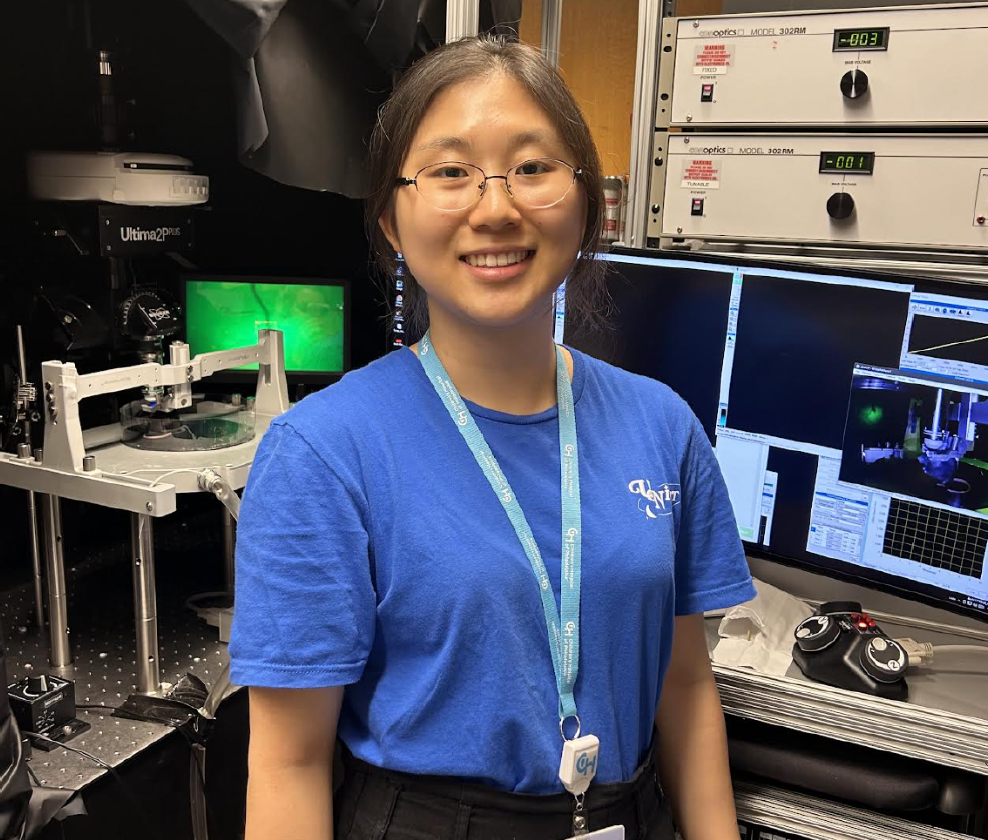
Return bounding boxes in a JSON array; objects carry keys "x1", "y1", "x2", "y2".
[
  {"x1": 264, "y1": 349, "x2": 421, "y2": 458},
  {"x1": 574, "y1": 348, "x2": 694, "y2": 426}
]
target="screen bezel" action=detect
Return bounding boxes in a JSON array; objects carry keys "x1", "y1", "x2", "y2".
[
  {"x1": 599, "y1": 246, "x2": 988, "y2": 625},
  {"x1": 180, "y1": 273, "x2": 351, "y2": 386}
]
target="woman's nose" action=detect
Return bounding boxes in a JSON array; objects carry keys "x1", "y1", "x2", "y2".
[{"x1": 470, "y1": 177, "x2": 522, "y2": 228}]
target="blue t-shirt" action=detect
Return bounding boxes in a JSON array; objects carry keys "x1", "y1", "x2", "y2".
[{"x1": 229, "y1": 346, "x2": 755, "y2": 793}]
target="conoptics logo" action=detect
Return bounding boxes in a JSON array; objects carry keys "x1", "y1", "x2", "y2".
[{"x1": 119, "y1": 225, "x2": 183, "y2": 242}]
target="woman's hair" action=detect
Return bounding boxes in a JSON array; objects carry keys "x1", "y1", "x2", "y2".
[{"x1": 365, "y1": 35, "x2": 609, "y2": 336}]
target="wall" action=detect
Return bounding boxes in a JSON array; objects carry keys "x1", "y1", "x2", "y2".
[{"x1": 519, "y1": 0, "x2": 639, "y2": 177}]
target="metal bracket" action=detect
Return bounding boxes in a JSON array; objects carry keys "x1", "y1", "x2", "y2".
[
  {"x1": 0, "y1": 454, "x2": 176, "y2": 517},
  {"x1": 40, "y1": 330, "x2": 288, "y2": 476}
]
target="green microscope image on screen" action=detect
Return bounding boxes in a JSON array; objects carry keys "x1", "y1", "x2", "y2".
[{"x1": 185, "y1": 280, "x2": 345, "y2": 373}]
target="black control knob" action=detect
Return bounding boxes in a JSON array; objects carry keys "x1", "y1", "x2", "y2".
[
  {"x1": 827, "y1": 192, "x2": 855, "y2": 221},
  {"x1": 859, "y1": 636, "x2": 907, "y2": 684},
  {"x1": 23, "y1": 675, "x2": 49, "y2": 697},
  {"x1": 794, "y1": 615, "x2": 840, "y2": 652},
  {"x1": 840, "y1": 69, "x2": 869, "y2": 99}
]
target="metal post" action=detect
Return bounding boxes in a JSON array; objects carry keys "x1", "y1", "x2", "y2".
[
  {"x1": 26, "y1": 490, "x2": 44, "y2": 630},
  {"x1": 627, "y1": 0, "x2": 666, "y2": 248},
  {"x1": 130, "y1": 513, "x2": 161, "y2": 694},
  {"x1": 16, "y1": 327, "x2": 44, "y2": 630},
  {"x1": 40, "y1": 495, "x2": 72, "y2": 668},
  {"x1": 540, "y1": 0, "x2": 563, "y2": 66},
  {"x1": 446, "y1": 0, "x2": 480, "y2": 41},
  {"x1": 222, "y1": 507, "x2": 236, "y2": 594}
]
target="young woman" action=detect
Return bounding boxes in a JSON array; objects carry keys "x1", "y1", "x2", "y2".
[{"x1": 230, "y1": 35, "x2": 756, "y2": 840}]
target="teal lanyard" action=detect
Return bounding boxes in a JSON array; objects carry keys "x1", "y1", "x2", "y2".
[{"x1": 417, "y1": 331, "x2": 583, "y2": 726}]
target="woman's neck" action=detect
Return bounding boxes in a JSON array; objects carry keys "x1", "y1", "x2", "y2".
[{"x1": 414, "y1": 310, "x2": 573, "y2": 416}]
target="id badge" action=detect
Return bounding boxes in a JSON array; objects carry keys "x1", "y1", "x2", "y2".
[
  {"x1": 559, "y1": 734, "x2": 600, "y2": 795},
  {"x1": 565, "y1": 827, "x2": 625, "y2": 840}
]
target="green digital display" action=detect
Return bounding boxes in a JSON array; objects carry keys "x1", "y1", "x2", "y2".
[
  {"x1": 819, "y1": 152, "x2": 876, "y2": 175},
  {"x1": 185, "y1": 278, "x2": 346, "y2": 373},
  {"x1": 833, "y1": 27, "x2": 890, "y2": 51}
]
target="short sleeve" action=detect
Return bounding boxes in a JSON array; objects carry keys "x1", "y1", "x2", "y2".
[
  {"x1": 229, "y1": 421, "x2": 376, "y2": 688},
  {"x1": 674, "y1": 414, "x2": 757, "y2": 616}
]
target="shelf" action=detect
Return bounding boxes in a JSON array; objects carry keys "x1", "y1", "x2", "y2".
[
  {"x1": 705, "y1": 619, "x2": 988, "y2": 777},
  {"x1": 736, "y1": 781, "x2": 974, "y2": 840}
]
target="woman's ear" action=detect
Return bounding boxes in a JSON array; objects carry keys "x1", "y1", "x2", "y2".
[{"x1": 378, "y1": 210, "x2": 401, "y2": 254}]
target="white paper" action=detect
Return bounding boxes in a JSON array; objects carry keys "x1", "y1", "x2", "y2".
[
  {"x1": 710, "y1": 578, "x2": 813, "y2": 676},
  {"x1": 566, "y1": 827, "x2": 625, "y2": 840}
]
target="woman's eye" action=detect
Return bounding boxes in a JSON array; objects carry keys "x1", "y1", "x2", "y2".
[
  {"x1": 435, "y1": 166, "x2": 468, "y2": 179},
  {"x1": 517, "y1": 161, "x2": 549, "y2": 176}
]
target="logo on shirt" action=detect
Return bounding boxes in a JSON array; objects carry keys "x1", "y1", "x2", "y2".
[{"x1": 628, "y1": 479, "x2": 681, "y2": 519}]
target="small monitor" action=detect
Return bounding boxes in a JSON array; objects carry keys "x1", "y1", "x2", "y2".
[{"x1": 183, "y1": 275, "x2": 349, "y2": 380}]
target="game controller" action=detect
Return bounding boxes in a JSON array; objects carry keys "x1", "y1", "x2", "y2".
[{"x1": 792, "y1": 601, "x2": 908, "y2": 700}]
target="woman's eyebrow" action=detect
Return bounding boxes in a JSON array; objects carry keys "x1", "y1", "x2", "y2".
[
  {"x1": 508, "y1": 130, "x2": 554, "y2": 151},
  {"x1": 414, "y1": 130, "x2": 557, "y2": 156},
  {"x1": 415, "y1": 135, "x2": 472, "y2": 155}
]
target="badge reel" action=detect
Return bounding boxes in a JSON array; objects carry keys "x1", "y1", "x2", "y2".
[{"x1": 559, "y1": 717, "x2": 624, "y2": 840}]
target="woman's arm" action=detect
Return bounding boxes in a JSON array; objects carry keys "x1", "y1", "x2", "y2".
[
  {"x1": 655, "y1": 613, "x2": 739, "y2": 839},
  {"x1": 245, "y1": 686, "x2": 344, "y2": 840}
]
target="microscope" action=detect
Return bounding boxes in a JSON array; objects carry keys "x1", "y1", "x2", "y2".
[{"x1": 1, "y1": 14, "x2": 288, "y2": 710}]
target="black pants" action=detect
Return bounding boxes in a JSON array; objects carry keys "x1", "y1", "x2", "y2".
[{"x1": 335, "y1": 746, "x2": 677, "y2": 840}]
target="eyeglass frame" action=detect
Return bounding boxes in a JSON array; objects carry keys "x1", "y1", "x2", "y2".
[{"x1": 394, "y1": 157, "x2": 584, "y2": 211}]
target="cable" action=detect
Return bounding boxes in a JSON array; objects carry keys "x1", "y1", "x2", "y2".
[
  {"x1": 77, "y1": 705, "x2": 210, "y2": 794},
  {"x1": 23, "y1": 731, "x2": 111, "y2": 770},
  {"x1": 896, "y1": 638, "x2": 988, "y2": 668},
  {"x1": 931, "y1": 644, "x2": 988, "y2": 656},
  {"x1": 25, "y1": 764, "x2": 41, "y2": 787},
  {"x1": 119, "y1": 467, "x2": 207, "y2": 485}
]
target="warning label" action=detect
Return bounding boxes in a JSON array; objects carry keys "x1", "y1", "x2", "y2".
[
  {"x1": 681, "y1": 159, "x2": 721, "y2": 190},
  {"x1": 694, "y1": 44, "x2": 734, "y2": 75}
]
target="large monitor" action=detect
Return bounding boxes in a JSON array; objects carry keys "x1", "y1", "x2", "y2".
[
  {"x1": 183, "y1": 275, "x2": 349, "y2": 379},
  {"x1": 567, "y1": 249, "x2": 988, "y2": 622}
]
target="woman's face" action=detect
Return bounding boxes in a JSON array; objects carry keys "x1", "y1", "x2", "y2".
[{"x1": 381, "y1": 73, "x2": 587, "y2": 332}]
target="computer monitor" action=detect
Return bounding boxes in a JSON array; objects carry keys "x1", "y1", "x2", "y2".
[
  {"x1": 567, "y1": 249, "x2": 988, "y2": 622},
  {"x1": 183, "y1": 275, "x2": 349, "y2": 381}
]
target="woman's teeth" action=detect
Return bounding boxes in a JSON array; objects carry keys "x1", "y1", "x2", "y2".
[{"x1": 463, "y1": 250, "x2": 531, "y2": 268}]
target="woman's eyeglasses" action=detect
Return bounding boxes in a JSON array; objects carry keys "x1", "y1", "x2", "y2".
[{"x1": 395, "y1": 158, "x2": 582, "y2": 212}]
